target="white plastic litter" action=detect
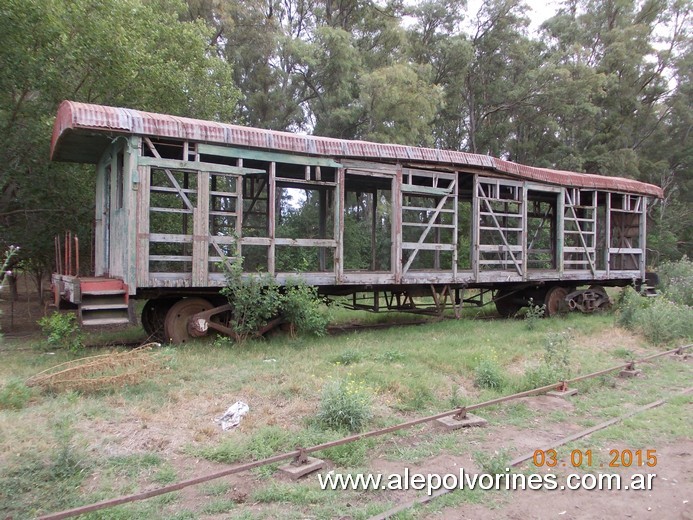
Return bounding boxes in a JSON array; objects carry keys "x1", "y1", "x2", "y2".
[{"x1": 214, "y1": 401, "x2": 249, "y2": 430}]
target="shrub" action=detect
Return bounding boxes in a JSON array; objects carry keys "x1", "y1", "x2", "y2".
[
  {"x1": 473, "y1": 449, "x2": 511, "y2": 476},
  {"x1": 316, "y1": 378, "x2": 373, "y2": 432},
  {"x1": 0, "y1": 379, "x2": 32, "y2": 410},
  {"x1": 282, "y1": 280, "x2": 329, "y2": 338},
  {"x1": 220, "y1": 259, "x2": 283, "y2": 343},
  {"x1": 220, "y1": 260, "x2": 328, "y2": 342},
  {"x1": 37, "y1": 312, "x2": 83, "y2": 353},
  {"x1": 616, "y1": 285, "x2": 693, "y2": 344},
  {"x1": 657, "y1": 256, "x2": 693, "y2": 306},
  {"x1": 524, "y1": 299, "x2": 545, "y2": 330},
  {"x1": 474, "y1": 355, "x2": 506, "y2": 391},
  {"x1": 331, "y1": 349, "x2": 362, "y2": 366}
]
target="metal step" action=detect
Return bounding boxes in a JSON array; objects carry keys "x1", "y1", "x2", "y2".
[
  {"x1": 80, "y1": 304, "x2": 129, "y2": 311},
  {"x1": 81, "y1": 289, "x2": 127, "y2": 296},
  {"x1": 81, "y1": 317, "x2": 131, "y2": 326}
]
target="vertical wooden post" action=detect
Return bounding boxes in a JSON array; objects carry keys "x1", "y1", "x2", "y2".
[
  {"x1": 193, "y1": 171, "x2": 210, "y2": 286},
  {"x1": 268, "y1": 162, "x2": 276, "y2": 275},
  {"x1": 521, "y1": 183, "x2": 528, "y2": 280},
  {"x1": 605, "y1": 192, "x2": 611, "y2": 277},
  {"x1": 471, "y1": 175, "x2": 479, "y2": 280},
  {"x1": 235, "y1": 159, "x2": 243, "y2": 260},
  {"x1": 370, "y1": 190, "x2": 377, "y2": 271},
  {"x1": 136, "y1": 165, "x2": 151, "y2": 287},
  {"x1": 393, "y1": 166, "x2": 403, "y2": 284},
  {"x1": 639, "y1": 197, "x2": 647, "y2": 277},
  {"x1": 335, "y1": 168, "x2": 345, "y2": 282},
  {"x1": 319, "y1": 188, "x2": 327, "y2": 271},
  {"x1": 452, "y1": 174, "x2": 459, "y2": 280},
  {"x1": 557, "y1": 188, "x2": 565, "y2": 276}
]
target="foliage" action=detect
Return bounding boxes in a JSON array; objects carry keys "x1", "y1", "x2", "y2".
[
  {"x1": 37, "y1": 312, "x2": 83, "y2": 353},
  {"x1": 331, "y1": 349, "x2": 363, "y2": 366},
  {"x1": 657, "y1": 257, "x2": 693, "y2": 307},
  {"x1": 517, "y1": 331, "x2": 573, "y2": 391},
  {"x1": 316, "y1": 378, "x2": 373, "y2": 432},
  {"x1": 282, "y1": 280, "x2": 329, "y2": 338},
  {"x1": 0, "y1": 0, "x2": 238, "y2": 272},
  {"x1": 0, "y1": 379, "x2": 32, "y2": 410},
  {"x1": 473, "y1": 449, "x2": 511, "y2": 476},
  {"x1": 221, "y1": 259, "x2": 283, "y2": 343},
  {"x1": 473, "y1": 353, "x2": 506, "y2": 391},
  {"x1": 221, "y1": 260, "x2": 328, "y2": 342},
  {"x1": 616, "y1": 286, "x2": 693, "y2": 344},
  {"x1": 524, "y1": 299, "x2": 546, "y2": 330}
]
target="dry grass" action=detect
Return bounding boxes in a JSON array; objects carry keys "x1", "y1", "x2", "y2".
[{"x1": 25, "y1": 343, "x2": 163, "y2": 393}]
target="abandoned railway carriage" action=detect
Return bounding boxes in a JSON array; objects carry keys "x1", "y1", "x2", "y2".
[{"x1": 50, "y1": 101, "x2": 663, "y2": 342}]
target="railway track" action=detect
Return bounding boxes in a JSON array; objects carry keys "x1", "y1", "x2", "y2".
[{"x1": 38, "y1": 343, "x2": 691, "y2": 520}]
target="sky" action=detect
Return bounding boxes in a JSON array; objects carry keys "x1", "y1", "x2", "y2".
[{"x1": 465, "y1": 0, "x2": 561, "y2": 33}]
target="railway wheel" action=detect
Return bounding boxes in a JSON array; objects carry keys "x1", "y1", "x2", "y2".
[
  {"x1": 141, "y1": 298, "x2": 178, "y2": 341},
  {"x1": 163, "y1": 297, "x2": 213, "y2": 344},
  {"x1": 544, "y1": 286, "x2": 569, "y2": 317},
  {"x1": 495, "y1": 290, "x2": 522, "y2": 317}
]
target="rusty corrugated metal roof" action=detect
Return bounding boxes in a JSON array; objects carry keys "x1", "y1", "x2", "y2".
[{"x1": 51, "y1": 100, "x2": 664, "y2": 198}]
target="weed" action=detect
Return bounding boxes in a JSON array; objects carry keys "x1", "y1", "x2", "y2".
[
  {"x1": 316, "y1": 378, "x2": 373, "y2": 432},
  {"x1": 320, "y1": 439, "x2": 369, "y2": 466},
  {"x1": 0, "y1": 378, "x2": 32, "y2": 410},
  {"x1": 473, "y1": 448, "x2": 511, "y2": 476},
  {"x1": 473, "y1": 355, "x2": 506, "y2": 391},
  {"x1": 657, "y1": 256, "x2": 693, "y2": 306},
  {"x1": 37, "y1": 312, "x2": 84, "y2": 353},
  {"x1": 378, "y1": 349, "x2": 405, "y2": 362},
  {"x1": 212, "y1": 335, "x2": 235, "y2": 348},
  {"x1": 221, "y1": 258, "x2": 283, "y2": 343},
  {"x1": 201, "y1": 482, "x2": 230, "y2": 496},
  {"x1": 543, "y1": 331, "x2": 572, "y2": 375},
  {"x1": 282, "y1": 279, "x2": 329, "y2": 337},
  {"x1": 524, "y1": 299, "x2": 545, "y2": 330},
  {"x1": 331, "y1": 349, "x2": 362, "y2": 365},
  {"x1": 616, "y1": 286, "x2": 693, "y2": 344},
  {"x1": 252, "y1": 482, "x2": 325, "y2": 505},
  {"x1": 153, "y1": 465, "x2": 177, "y2": 485}
]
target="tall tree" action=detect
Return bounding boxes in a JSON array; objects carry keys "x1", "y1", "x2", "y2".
[{"x1": 0, "y1": 0, "x2": 238, "y2": 280}]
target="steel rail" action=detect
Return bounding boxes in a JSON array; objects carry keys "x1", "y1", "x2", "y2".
[
  {"x1": 38, "y1": 343, "x2": 691, "y2": 520},
  {"x1": 369, "y1": 386, "x2": 693, "y2": 520}
]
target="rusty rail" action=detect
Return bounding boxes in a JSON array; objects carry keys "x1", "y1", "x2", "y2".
[
  {"x1": 370, "y1": 386, "x2": 693, "y2": 520},
  {"x1": 38, "y1": 343, "x2": 691, "y2": 520}
]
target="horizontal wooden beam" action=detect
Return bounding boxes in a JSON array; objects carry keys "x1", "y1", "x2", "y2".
[
  {"x1": 139, "y1": 156, "x2": 265, "y2": 175},
  {"x1": 198, "y1": 143, "x2": 342, "y2": 169},
  {"x1": 401, "y1": 184, "x2": 453, "y2": 196},
  {"x1": 402, "y1": 242, "x2": 455, "y2": 251}
]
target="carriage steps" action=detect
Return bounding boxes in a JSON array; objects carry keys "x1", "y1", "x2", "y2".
[{"x1": 78, "y1": 278, "x2": 132, "y2": 326}]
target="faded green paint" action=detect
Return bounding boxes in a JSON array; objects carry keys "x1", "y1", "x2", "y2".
[{"x1": 197, "y1": 143, "x2": 343, "y2": 169}]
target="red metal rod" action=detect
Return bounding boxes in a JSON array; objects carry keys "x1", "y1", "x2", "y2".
[{"x1": 74, "y1": 236, "x2": 79, "y2": 277}]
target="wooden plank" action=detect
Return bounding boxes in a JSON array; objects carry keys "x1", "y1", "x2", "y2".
[
  {"x1": 402, "y1": 206, "x2": 455, "y2": 213},
  {"x1": 273, "y1": 238, "x2": 337, "y2": 247},
  {"x1": 479, "y1": 211, "x2": 522, "y2": 218},
  {"x1": 136, "y1": 165, "x2": 150, "y2": 286},
  {"x1": 478, "y1": 244, "x2": 523, "y2": 252},
  {"x1": 197, "y1": 143, "x2": 342, "y2": 168},
  {"x1": 609, "y1": 248, "x2": 643, "y2": 254},
  {"x1": 335, "y1": 168, "x2": 345, "y2": 282},
  {"x1": 150, "y1": 233, "x2": 192, "y2": 243},
  {"x1": 402, "y1": 167, "x2": 457, "y2": 180},
  {"x1": 341, "y1": 159, "x2": 398, "y2": 174},
  {"x1": 150, "y1": 255, "x2": 193, "y2": 261},
  {"x1": 139, "y1": 155, "x2": 265, "y2": 176},
  {"x1": 150, "y1": 207, "x2": 193, "y2": 215},
  {"x1": 401, "y1": 184, "x2": 453, "y2": 196},
  {"x1": 276, "y1": 178, "x2": 336, "y2": 187},
  {"x1": 403, "y1": 222, "x2": 456, "y2": 229},
  {"x1": 393, "y1": 167, "x2": 403, "y2": 284},
  {"x1": 193, "y1": 170, "x2": 209, "y2": 286},
  {"x1": 472, "y1": 174, "x2": 479, "y2": 279},
  {"x1": 268, "y1": 162, "x2": 276, "y2": 274},
  {"x1": 402, "y1": 242, "x2": 455, "y2": 251},
  {"x1": 150, "y1": 186, "x2": 197, "y2": 195},
  {"x1": 479, "y1": 226, "x2": 523, "y2": 232},
  {"x1": 639, "y1": 197, "x2": 647, "y2": 277},
  {"x1": 240, "y1": 236, "x2": 272, "y2": 246},
  {"x1": 521, "y1": 183, "x2": 528, "y2": 280},
  {"x1": 477, "y1": 183, "x2": 523, "y2": 276},
  {"x1": 452, "y1": 171, "x2": 459, "y2": 280}
]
